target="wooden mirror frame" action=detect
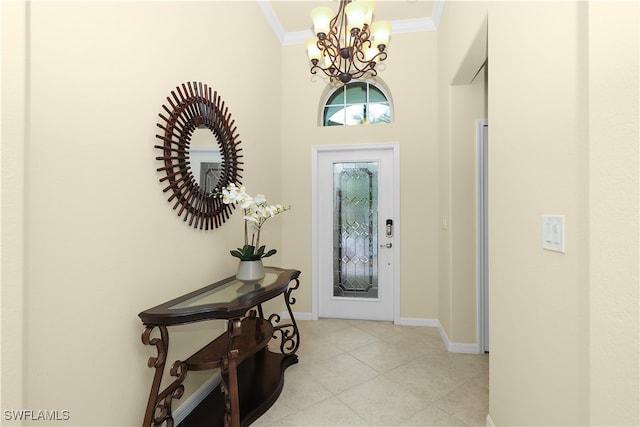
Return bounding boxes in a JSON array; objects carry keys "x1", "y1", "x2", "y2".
[{"x1": 155, "y1": 82, "x2": 243, "y2": 229}]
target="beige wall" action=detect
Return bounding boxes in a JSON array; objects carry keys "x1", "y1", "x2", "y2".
[
  {"x1": 3, "y1": 1, "x2": 639, "y2": 426},
  {"x1": 2, "y1": 1, "x2": 28, "y2": 416},
  {"x1": 450, "y1": 68, "x2": 486, "y2": 344},
  {"x1": 488, "y1": 2, "x2": 590, "y2": 423},
  {"x1": 439, "y1": 1, "x2": 639, "y2": 425},
  {"x1": 279, "y1": 29, "x2": 440, "y2": 320},
  {"x1": 2, "y1": 2, "x2": 282, "y2": 425},
  {"x1": 587, "y1": 2, "x2": 640, "y2": 424},
  {"x1": 437, "y1": 1, "x2": 489, "y2": 344}
]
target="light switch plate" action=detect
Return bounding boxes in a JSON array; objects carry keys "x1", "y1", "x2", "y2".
[{"x1": 542, "y1": 215, "x2": 565, "y2": 253}]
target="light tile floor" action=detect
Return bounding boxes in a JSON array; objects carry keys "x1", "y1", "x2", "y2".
[{"x1": 256, "y1": 319, "x2": 489, "y2": 427}]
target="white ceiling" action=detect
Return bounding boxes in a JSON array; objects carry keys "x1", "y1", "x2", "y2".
[{"x1": 258, "y1": 0, "x2": 443, "y2": 45}]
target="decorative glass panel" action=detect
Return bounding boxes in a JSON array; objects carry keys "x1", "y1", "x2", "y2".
[{"x1": 333, "y1": 162, "x2": 379, "y2": 299}]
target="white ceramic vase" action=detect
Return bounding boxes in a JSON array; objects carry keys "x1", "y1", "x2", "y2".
[{"x1": 235, "y1": 260, "x2": 265, "y2": 284}]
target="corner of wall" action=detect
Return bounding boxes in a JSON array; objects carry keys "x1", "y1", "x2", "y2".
[{"x1": 1, "y1": 0, "x2": 28, "y2": 413}]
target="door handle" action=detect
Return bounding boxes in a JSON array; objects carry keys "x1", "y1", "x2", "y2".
[{"x1": 379, "y1": 243, "x2": 393, "y2": 248}]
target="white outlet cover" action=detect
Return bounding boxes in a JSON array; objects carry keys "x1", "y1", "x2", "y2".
[{"x1": 542, "y1": 215, "x2": 565, "y2": 253}]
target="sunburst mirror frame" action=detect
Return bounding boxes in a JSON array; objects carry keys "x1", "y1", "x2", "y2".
[{"x1": 155, "y1": 82, "x2": 244, "y2": 229}]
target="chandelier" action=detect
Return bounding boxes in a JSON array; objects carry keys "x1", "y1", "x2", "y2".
[{"x1": 306, "y1": 0, "x2": 391, "y2": 84}]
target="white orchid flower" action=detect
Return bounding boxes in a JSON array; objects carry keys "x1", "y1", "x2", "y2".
[
  {"x1": 215, "y1": 185, "x2": 291, "y2": 260},
  {"x1": 244, "y1": 213, "x2": 260, "y2": 224},
  {"x1": 239, "y1": 195, "x2": 254, "y2": 210},
  {"x1": 265, "y1": 205, "x2": 278, "y2": 218},
  {"x1": 221, "y1": 184, "x2": 238, "y2": 204}
]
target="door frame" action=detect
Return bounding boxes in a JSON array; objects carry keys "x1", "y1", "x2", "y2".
[
  {"x1": 477, "y1": 119, "x2": 489, "y2": 353},
  {"x1": 311, "y1": 143, "x2": 401, "y2": 323}
]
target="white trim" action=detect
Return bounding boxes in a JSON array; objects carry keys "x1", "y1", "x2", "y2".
[
  {"x1": 432, "y1": 0, "x2": 445, "y2": 28},
  {"x1": 397, "y1": 317, "x2": 439, "y2": 327},
  {"x1": 256, "y1": 0, "x2": 286, "y2": 44},
  {"x1": 449, "y1": 342, "x2": 481, "y2": 355},
  {"x1": 477, "y1": 119, "x2": 489, "y2": 354},
  {"x1": 311, "y1": 148, "x2": 320, "y2": 320},
  {"x1": 437, "y1": 320, "x2": 481, "y2": 354},
  {"x1": 436, "y1": 321, "x2": 451, "y2": 350},
  {"x1": 486, "y1": 414, "x2": 496, "y2": 427},
  {"x1": 275, "y1": 316, "x2": 485, "y2": 355},
  {"x1": 168, "y1": 372, "x2": 222, "y2": 427},
  {"x1": 392, "y1": 145, "x2": 402, "y2": 325},
  {"x1": 396, "y1": 319, "x2": 481, "y2": 354},
  {"x1": 312, "y1": 143, "x2": 401, "y2": 323},
  {"x1": 258, "y1": 1, "x2": 444, "y2": 47}
]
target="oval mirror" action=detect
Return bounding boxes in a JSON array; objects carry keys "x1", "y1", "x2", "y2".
[{"x1": 155, "y1": 82, "x2": 244, "y2": 229}]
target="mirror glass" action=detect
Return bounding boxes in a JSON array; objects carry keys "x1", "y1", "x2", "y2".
[{"x1": 189, "y1": 128, "x2": 223, "y2": 194}]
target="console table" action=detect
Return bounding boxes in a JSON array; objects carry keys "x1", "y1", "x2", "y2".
[{"x1": 138, "y1": 267, "x2": 301, "y2": 427}]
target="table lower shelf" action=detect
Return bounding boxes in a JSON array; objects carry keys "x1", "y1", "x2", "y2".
[{"x1": 178, "y1": 349, "x2": 298, "y2": 427}]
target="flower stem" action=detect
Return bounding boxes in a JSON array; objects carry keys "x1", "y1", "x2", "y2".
[{"x1": 243, "y1": 209, "x2": 249, "y2": 247}]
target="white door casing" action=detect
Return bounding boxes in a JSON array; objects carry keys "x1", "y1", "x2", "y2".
[
  {"x1": 312, "y1": 143, "x2": 400, "y2": 322},
  {"x1": 477, "y1": 119, "x2": 489, "y2": 353}
]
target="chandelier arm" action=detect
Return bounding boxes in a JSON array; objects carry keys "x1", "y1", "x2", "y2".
[
  {"x1": 353, "y1": 27, "x2": 372, "y2": 51},
  {"x1": 308, "y1": 0, "x2": 389, "y2": 83},
  {"x1": 318, "y1": 45, "x2": 338, "y2": 74},
  {"x1": 318, "y1": 36, "x2": 339, "y2": 67}
]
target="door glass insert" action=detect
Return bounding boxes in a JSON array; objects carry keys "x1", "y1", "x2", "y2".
[{"x1": 333, "y1": 162, "x2": 379, "y2": 299}]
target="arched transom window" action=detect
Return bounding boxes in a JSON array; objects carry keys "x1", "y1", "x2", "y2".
[{"x1": 323, "y1": 81, "x2": 392, "y2": 126}]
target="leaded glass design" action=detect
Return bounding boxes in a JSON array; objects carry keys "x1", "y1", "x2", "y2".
[
  {"x1": 323, "y1": 82, "x2": 392, "y2": 126},
  {"x1": 333, "y1": 162, "x2": 379, "y2": 298},
  {"x1": 200, "y1": 162, "x2": 222, "y2": 193}
]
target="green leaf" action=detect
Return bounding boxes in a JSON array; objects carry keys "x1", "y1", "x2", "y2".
[
  {"x1": 230, "y1": 249, "x2": 243, "y2": 259},
  {"x1": 230, "y1": 244, "x2": 277, "y2": 260},
  {"x1": 262, "y1": 249, "x2": 277, "y2": 258}
]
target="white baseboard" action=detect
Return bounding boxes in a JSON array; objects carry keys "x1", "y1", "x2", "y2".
[
  {"x1": 287, "y1": 315, "x2": 480, "y2": 354},
  {"x1": 397, "y1": 317, "x2": 439, "y2": 327},
  {"x1": 395, "y1": 318, "x2": 481, "y2": 354},
  {"x1": 486, "y1": 413, "x2": 496, "y2": 427},
  {"x1": 437, "y1": 320, "x2": 481, "y2": 354},
  {"x1": 169, "y1": 372, "x2": 222, "y2": 426},
  {"x1": 449, "y1": 342, "x2": 480, "y2": 354}
]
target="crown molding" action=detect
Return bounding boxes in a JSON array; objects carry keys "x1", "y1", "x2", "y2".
[
  {"x1": 258, "y1": 0, "x2": 444, "y2": 47},
  {"x1": 432, "y1": 0, "x2": 445, "y2": 27},
  {"x1": 257, "y1": 0, "x2": 286, "y2": 45}
]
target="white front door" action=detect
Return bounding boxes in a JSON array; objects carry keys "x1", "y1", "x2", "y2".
[{"x1": 313, "y1": 144, "x2": 399, "y2": 321}]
